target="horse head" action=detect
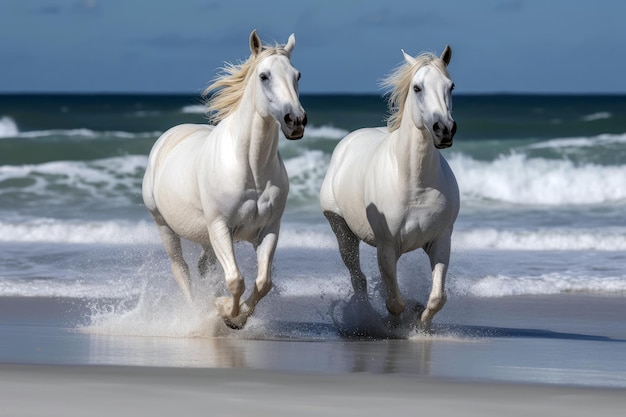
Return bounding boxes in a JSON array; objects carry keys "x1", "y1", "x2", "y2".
[
  {"x1": 403, "y1": 45, "x2": 456, "y2": 148},
  {"x1": 249, "y1": 30, "x2": 307, "y2": 140}
]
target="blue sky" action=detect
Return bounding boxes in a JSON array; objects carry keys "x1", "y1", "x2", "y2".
[{"x1": 1, "y1": 0, "x2": 625, "y2": 94}]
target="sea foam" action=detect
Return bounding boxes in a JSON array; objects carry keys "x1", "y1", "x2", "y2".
[
  {"x1": 448, "y1": 153, "x2": 626, "y2": 205},
  {"x1": 465, "y1": 273, "x2": 626, "y2": 297},
  {"x1": 0, "y1": 219, "x2": 158, "y2": 244},
  {"x1": 454, "y1": 228, "x2": 626, "y2": 251},
  {"x1": 0, "y1": 116, "x2": 19, "y2": 138}
]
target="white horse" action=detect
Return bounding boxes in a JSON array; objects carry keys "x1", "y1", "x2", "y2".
[
  {"x1": 142, "y1": 30, "x2": 306, "y2": 329},
  {"x1": 320, "y1": 46, "x2": 459, "y2": 331}
]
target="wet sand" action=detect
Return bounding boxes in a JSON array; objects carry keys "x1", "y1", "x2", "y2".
[
  {"x1": 1, "y1": 294, "x2": 626, "y2": 415},
  {"x1": 3, "y1": 363, "x2": 626, "y2": 417}
]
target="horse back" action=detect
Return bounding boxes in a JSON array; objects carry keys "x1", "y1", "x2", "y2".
[
  {"x1": 149, "y1": 124, "x2": 214, "y2": 174},
  {"x1": 142, "y1": 124, "x2": 214, "y2": 214},
  {"x1": 320, "y1": 127, "x2": 387, "y2": 241}
]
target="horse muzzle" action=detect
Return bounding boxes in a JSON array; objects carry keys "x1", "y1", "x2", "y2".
[
  {"x1": 433, "y1": 120, "x2": 456, "y2": 149},
  {"x1": 283, "y1": 112, "x2": 307, "y2": 140}
]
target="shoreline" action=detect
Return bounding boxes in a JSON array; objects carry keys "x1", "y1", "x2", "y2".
[
  {"x1": 3, "y1": 363, "x2": 626, "y2": 417},
  {"x1": 2, "y1": 293, "x2": 626, "y2": 389}
]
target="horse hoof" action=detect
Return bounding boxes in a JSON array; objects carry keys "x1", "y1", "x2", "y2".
[
  {"x1": 386, "y1": 300, "x2": 405, "y2": 316},
  {"x1": 215, "y1": 299, "x2": 251, "y2": 330},
  {"x1": 222, "y1": 317, "x2": 245, "y2": 330}
]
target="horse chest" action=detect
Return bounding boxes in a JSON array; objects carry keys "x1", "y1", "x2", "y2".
[
  {"x1": 400, "y1": 189, "x2": 455, "y2": 248},
  {"x1": 230, "y1": 183, "x2": 284, "y2": 238}
]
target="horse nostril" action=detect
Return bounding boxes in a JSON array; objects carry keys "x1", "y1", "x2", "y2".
[
  {"x1": 451, "y1": 121, "x2": 457, "y2": 136},
  {"x1": 301, "y1": 114, "x2": 308, "y2": 127},
  {"x1": 433, "y1": 122, "x2": 441, "y2": 132},
  {"x1": 284, "y1": 114, "x2": 293, "y2": 124}
]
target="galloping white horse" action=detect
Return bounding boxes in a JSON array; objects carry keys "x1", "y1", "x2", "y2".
[
  {"x1": 320, "y1": 46, "x2": 459, "y2": 331},
  {"x1": 143, "y1": 30, "x2": 306, "y2": 329}
]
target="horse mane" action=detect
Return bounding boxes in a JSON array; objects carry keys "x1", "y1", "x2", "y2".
[
  {"x1": 380, "y1": 53, "x2": 450, "y2": 132},
  {"x1": 203, "y1": 43, "x2": 291, "y2": 125}
]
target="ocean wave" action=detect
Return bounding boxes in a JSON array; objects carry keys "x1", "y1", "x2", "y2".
[
  {"x1": 0, "y1": 155, "x2": 147, "y2": 204},
  {"x1": 0, "y1": 278, "x2": 140, "y2": 298},
  {"x1": 0, "y1": 116, "x2": 162, "y2": 140},
  {"x1": 454, "y1": 228, "x2": 626, "y2": 251},
  {"x1": 0, "y1": 219, "x2": 159, "y2": 244},
  {"x1": 302, "y1": 125, "x2": 348, "y2": 140},
  {"x1": 18, "y1": 128, "x2": 161, "y2": 139},
  {"x1": 463, "y1": 273, "x2": 626, "y2": 297},
  {"x1": 181, "y1": 104, "x2": 206, "y2": 114},
  {"x1": 526, "y1": 132, "x2": 626, "y2": 150},
  {"x1": 283, "y1": 150, "x2": 329, "y2": 201},
  {"x1": 448, "y1": 153, "x2": 626, "y2": 205},
  {"x1": 0, "y1": 217, "x2": 339, "y2": 248},
  {"x1": 0, "y1": 116, "x2": 19, "y2": 138},
  {"x1": 581, "y1": 111, "x2": 612, "y2": 122},
  {"x1": 3, "y1": 212, "x2": 625, "y2": 256}
]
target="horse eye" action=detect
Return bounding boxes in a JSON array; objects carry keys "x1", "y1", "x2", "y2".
[
  {"x1": 413, "y1": 85, "x2": 421, "y2": 93},
  {"x1": 450, "y1": 83, "x2": 455, "y2": 92},
  {"x1": 297, "y1": 72, "x2": 301, "y2": 81},
  {"x1": 260, "y1": 73, "x2": 269, "y2": 81}
]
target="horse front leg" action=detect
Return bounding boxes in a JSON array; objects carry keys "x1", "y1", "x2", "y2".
[
  {"x1": 208, "y1": 221, "x2": 245, "y2": 328},
  {"x1": 377, "y1": 244, "x2": 404, "y2": 316},
  {"x1": 421, "y1": 234, "x2": 452, "y2": 331},
  {"x1": 237, "y1": 228, "x2": 279, "y2": 323}
]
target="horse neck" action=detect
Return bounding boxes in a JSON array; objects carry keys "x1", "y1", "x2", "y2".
[
  {"x1": 390, "y1": 111, "x2": 440, "y2": 185},
  {"x1": 227, "y1": 87, "x2": 281, "y2": 173}
]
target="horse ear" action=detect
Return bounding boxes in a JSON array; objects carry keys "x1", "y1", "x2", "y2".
[
  {"x1": 249, "y1": 29, "x2": 263, "y2": 56},
  {"x1": 401, "y1": 49, "x2": 417, "y2": 66},
  {"x1": 284, "y1": 33, "x2": 296, "y2": 55},
  {"x1": 441, "y1": 45, "x2": 452, "y2": 66}
]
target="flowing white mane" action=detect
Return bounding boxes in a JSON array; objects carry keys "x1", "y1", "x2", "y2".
[
  {"x1": 203, "y1": 44, "x2": 291, "y2": 125},
  {"x1": 380, "y1": 53, "x2": 450, "y2": 131}
]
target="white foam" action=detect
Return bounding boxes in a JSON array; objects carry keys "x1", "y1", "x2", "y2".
[
  {"x1": 278, "y1": 226, "x2": 337, "y2": 249},
  {"x1": 17, "y1": 128, "x2": 161, "y2": 139},
  {"x1": 303, "y1": 125, "x2": 348, "y2": 140},
  {"x1": 181, "y1": 104, "x2": 206, "y2": 114},
  {"x1": 454, "y1": 228, "x2": 626, "y2": 251},
  {"x1": 0, "y1": 278, "x2": 139, "y2": 298},
  {"x1": 581, "y1": 111, "x2": 612, "y2": 122},
  {"x1": 526, "y1": 132, "x2": 626, "y2": 150},
  {"x1": 448, "y1": 153, "x2": 626, "y2": 205},
  {"x1": 0, "y1": 116, "x2": 19, "y2": 138},
  {"x1": 0, "y1": 155, "x2": 148, "y2": 205},
  {"x1": 284, "y1": 149, "x2": 329, "y2": 201},
  {"x1": 0, "y1": 219, "x2": 158, "y2": 244},
  {"x1": 464, "y1": 273, "x2": 626, "y2": 297}
]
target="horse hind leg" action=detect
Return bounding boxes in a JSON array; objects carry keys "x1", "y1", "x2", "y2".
[
  {"x1": 156, "y1": 223, "x2": 194, "y2": 304},
  {"x1": 324, "y1": 211, "x2": 368, "y2": 301},
  {"x1": 198, "y1": 245, "x2": 217, "y2": 277}
]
